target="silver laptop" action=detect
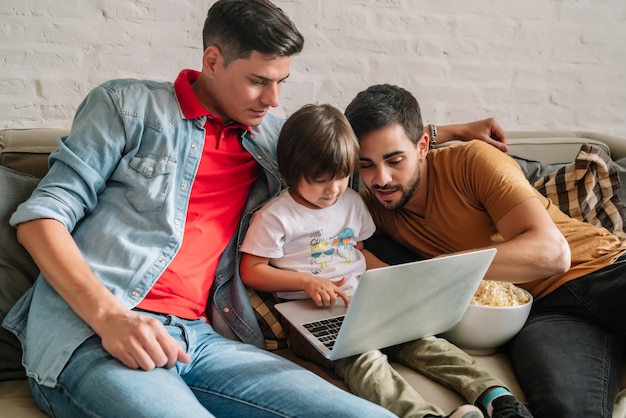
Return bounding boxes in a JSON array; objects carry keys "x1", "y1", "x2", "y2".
[{"x1": 275, "y1": 248, "x2": 496, "y2": 360}]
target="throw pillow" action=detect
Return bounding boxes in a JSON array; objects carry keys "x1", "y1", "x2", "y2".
[
  {"x1": 0, "y1": 166, "x2": 40, "y2": 380},
  {"x1": 533, "y1": 144, "x2": 626, "y2": 238},
  {"x1": 511, "y1": 156, "x2": 567, "y2": 185}
]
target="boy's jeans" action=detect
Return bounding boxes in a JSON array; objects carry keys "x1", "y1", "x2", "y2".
[{"x1": 29, "y1": 312, "x2": 395, "y2": 418}]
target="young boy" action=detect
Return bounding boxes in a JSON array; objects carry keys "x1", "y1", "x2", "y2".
[{"x1": 240, "y1": 104, "x2": 531, "y2": 418}]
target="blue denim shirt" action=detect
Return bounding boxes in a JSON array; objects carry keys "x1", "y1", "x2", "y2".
[{"x1": 3, "y1": 78, "x2": 283, "y2": 387}]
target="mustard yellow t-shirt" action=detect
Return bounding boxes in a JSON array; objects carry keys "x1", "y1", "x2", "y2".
[{"x1": 361, "y1": 140, "x2": 626, "y2": 299}]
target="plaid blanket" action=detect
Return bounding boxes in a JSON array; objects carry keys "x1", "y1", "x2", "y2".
[
  {"x1": 534, "y1": 143, "x2": 626, "y2": 239},
  {"x1": 247, "y1": 287, "x2": 288, "y2": 350}
]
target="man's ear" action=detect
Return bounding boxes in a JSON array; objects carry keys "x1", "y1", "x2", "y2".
[
  {"x1": 202, "y1": 45, "x2": 222, "y2": 75},
  {"x1": 417, "y1": 133, "x2": 429, "y2": 158}
]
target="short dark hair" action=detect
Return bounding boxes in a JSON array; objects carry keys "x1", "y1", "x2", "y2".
[
  {"x1": 277, "y1": 104, "x2": 359, "y2": 188},
  {"x1": 203, "y1": 0, "x2": 304, "y2": 65},
  {"x1": 344, "y1": 84, "x2": 423, "y2": 146}
]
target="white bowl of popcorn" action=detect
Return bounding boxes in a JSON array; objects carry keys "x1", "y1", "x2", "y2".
[{"x1": 441, "y1": 281, "x2": 533, "y2": 355}]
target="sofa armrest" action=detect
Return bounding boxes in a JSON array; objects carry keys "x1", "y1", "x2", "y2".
[
  {"x1": 0, "y1": 129, "x2": 67, "y2": 178},
  {"x1": 506, "y1": 131, "x2": 626, "y2": 164}
]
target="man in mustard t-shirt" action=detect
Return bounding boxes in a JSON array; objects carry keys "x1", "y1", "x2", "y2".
[{"x1": 344, "y1": 83, "x2": 626, "y2": 418}]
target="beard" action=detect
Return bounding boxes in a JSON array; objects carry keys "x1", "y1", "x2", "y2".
[{"x1": 368, "y1": 167, "x2": 421, "y2": 210}]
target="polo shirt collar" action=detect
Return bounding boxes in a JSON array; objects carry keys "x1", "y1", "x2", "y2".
[{"x1": 174, "y1": 69, "x2": 250, "y2": 131}]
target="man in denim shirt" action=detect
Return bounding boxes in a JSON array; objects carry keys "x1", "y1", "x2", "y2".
[
  {"x1": 4, "y1": 1, "x2": 399, "y2": 416},
  {"x1": 3, "y1": 1, "x2": 506, "y2": 417}
]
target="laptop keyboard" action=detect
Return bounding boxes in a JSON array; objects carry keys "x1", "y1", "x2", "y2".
[{"x1": 302, "y1": 316, "x2": 345, "y2": 349}]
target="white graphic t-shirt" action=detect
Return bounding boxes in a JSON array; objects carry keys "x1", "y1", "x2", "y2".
[{"x1": 240, "y1": 188, "x2": 376, "y2": 300}]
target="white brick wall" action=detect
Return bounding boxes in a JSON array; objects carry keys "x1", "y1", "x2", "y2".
[{"x1": 1, "y1": 0, "x2": 625, "y2": 137}]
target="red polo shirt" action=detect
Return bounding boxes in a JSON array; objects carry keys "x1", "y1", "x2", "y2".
[{"x1": 137, "y1": 69, "x2": 260, "y2": 320}]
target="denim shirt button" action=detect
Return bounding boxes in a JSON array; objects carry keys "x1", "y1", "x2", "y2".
[
  {"x1": 191, "y1": 144, "x2": 198, "y2": 150},
  {"x1": 223, "y1": 307, "x2": 230, "y2": 313},
  {"x1": 217, "y1": 274, "x2": 224, "y2": 281},
  {"x1": 131, "y1": 291, "x2": 140, "y2": 298},
  {"x1": 257, "y1": 155, "x2": 263, "y2": 160},
  {"x1": 146, "y1": 166, "x2": 154, "y2": 173},
  {"x1": 158, "y1": 257, "x2": 165, "y2": 263},
  {"x1": 181, "y1": 183, "x2": 187, "y2": 189}
]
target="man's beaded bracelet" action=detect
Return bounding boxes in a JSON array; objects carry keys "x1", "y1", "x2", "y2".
[{"x1": 428, "y1": 123, "x2": 437, "y2": 150}]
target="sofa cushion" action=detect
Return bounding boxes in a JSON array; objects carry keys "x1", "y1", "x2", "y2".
[
  {"x1": 0, "y1": 166, "x2": 40, "y2": 381},
  {"x1": 0, "y1": 379, "x2": 47, "y2": 417}
]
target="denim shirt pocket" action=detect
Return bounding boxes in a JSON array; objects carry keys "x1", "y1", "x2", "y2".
[{"x1": 125, "y1": 154, "x2": 176, "y2": 212}]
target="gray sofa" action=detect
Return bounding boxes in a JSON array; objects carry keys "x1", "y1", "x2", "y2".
[{"x1": 1, "y1": 128, "x2": 625, "y2": 417}]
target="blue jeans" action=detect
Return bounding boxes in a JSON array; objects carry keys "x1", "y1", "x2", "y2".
[
  {"x1": 29, "y1": 312, "x2": 396, "y2": 417},
  {"x1": 509, "y1": 255, "x2": 626, "y2": 418}
]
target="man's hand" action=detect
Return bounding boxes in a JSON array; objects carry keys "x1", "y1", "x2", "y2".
[
  {"x1": 99, "y1": 310, "x2": 191, "y2": 371},
  {"x1": 303, "y1": 276, "x2": 350, "y2": 307},
  {"x1": 438, "y1": 117, "x2": 509, "y2": 152},
  {"x1": 15, "y1": 219, "x2": 191, "y2": 371},
  {"x1": 457, "y1": 117, "x2": 508, "y2": 152}
]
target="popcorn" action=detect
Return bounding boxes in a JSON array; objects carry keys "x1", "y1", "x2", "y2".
[{"x1": 471, "y1": 280, "x2": 531, "y2": 307}]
